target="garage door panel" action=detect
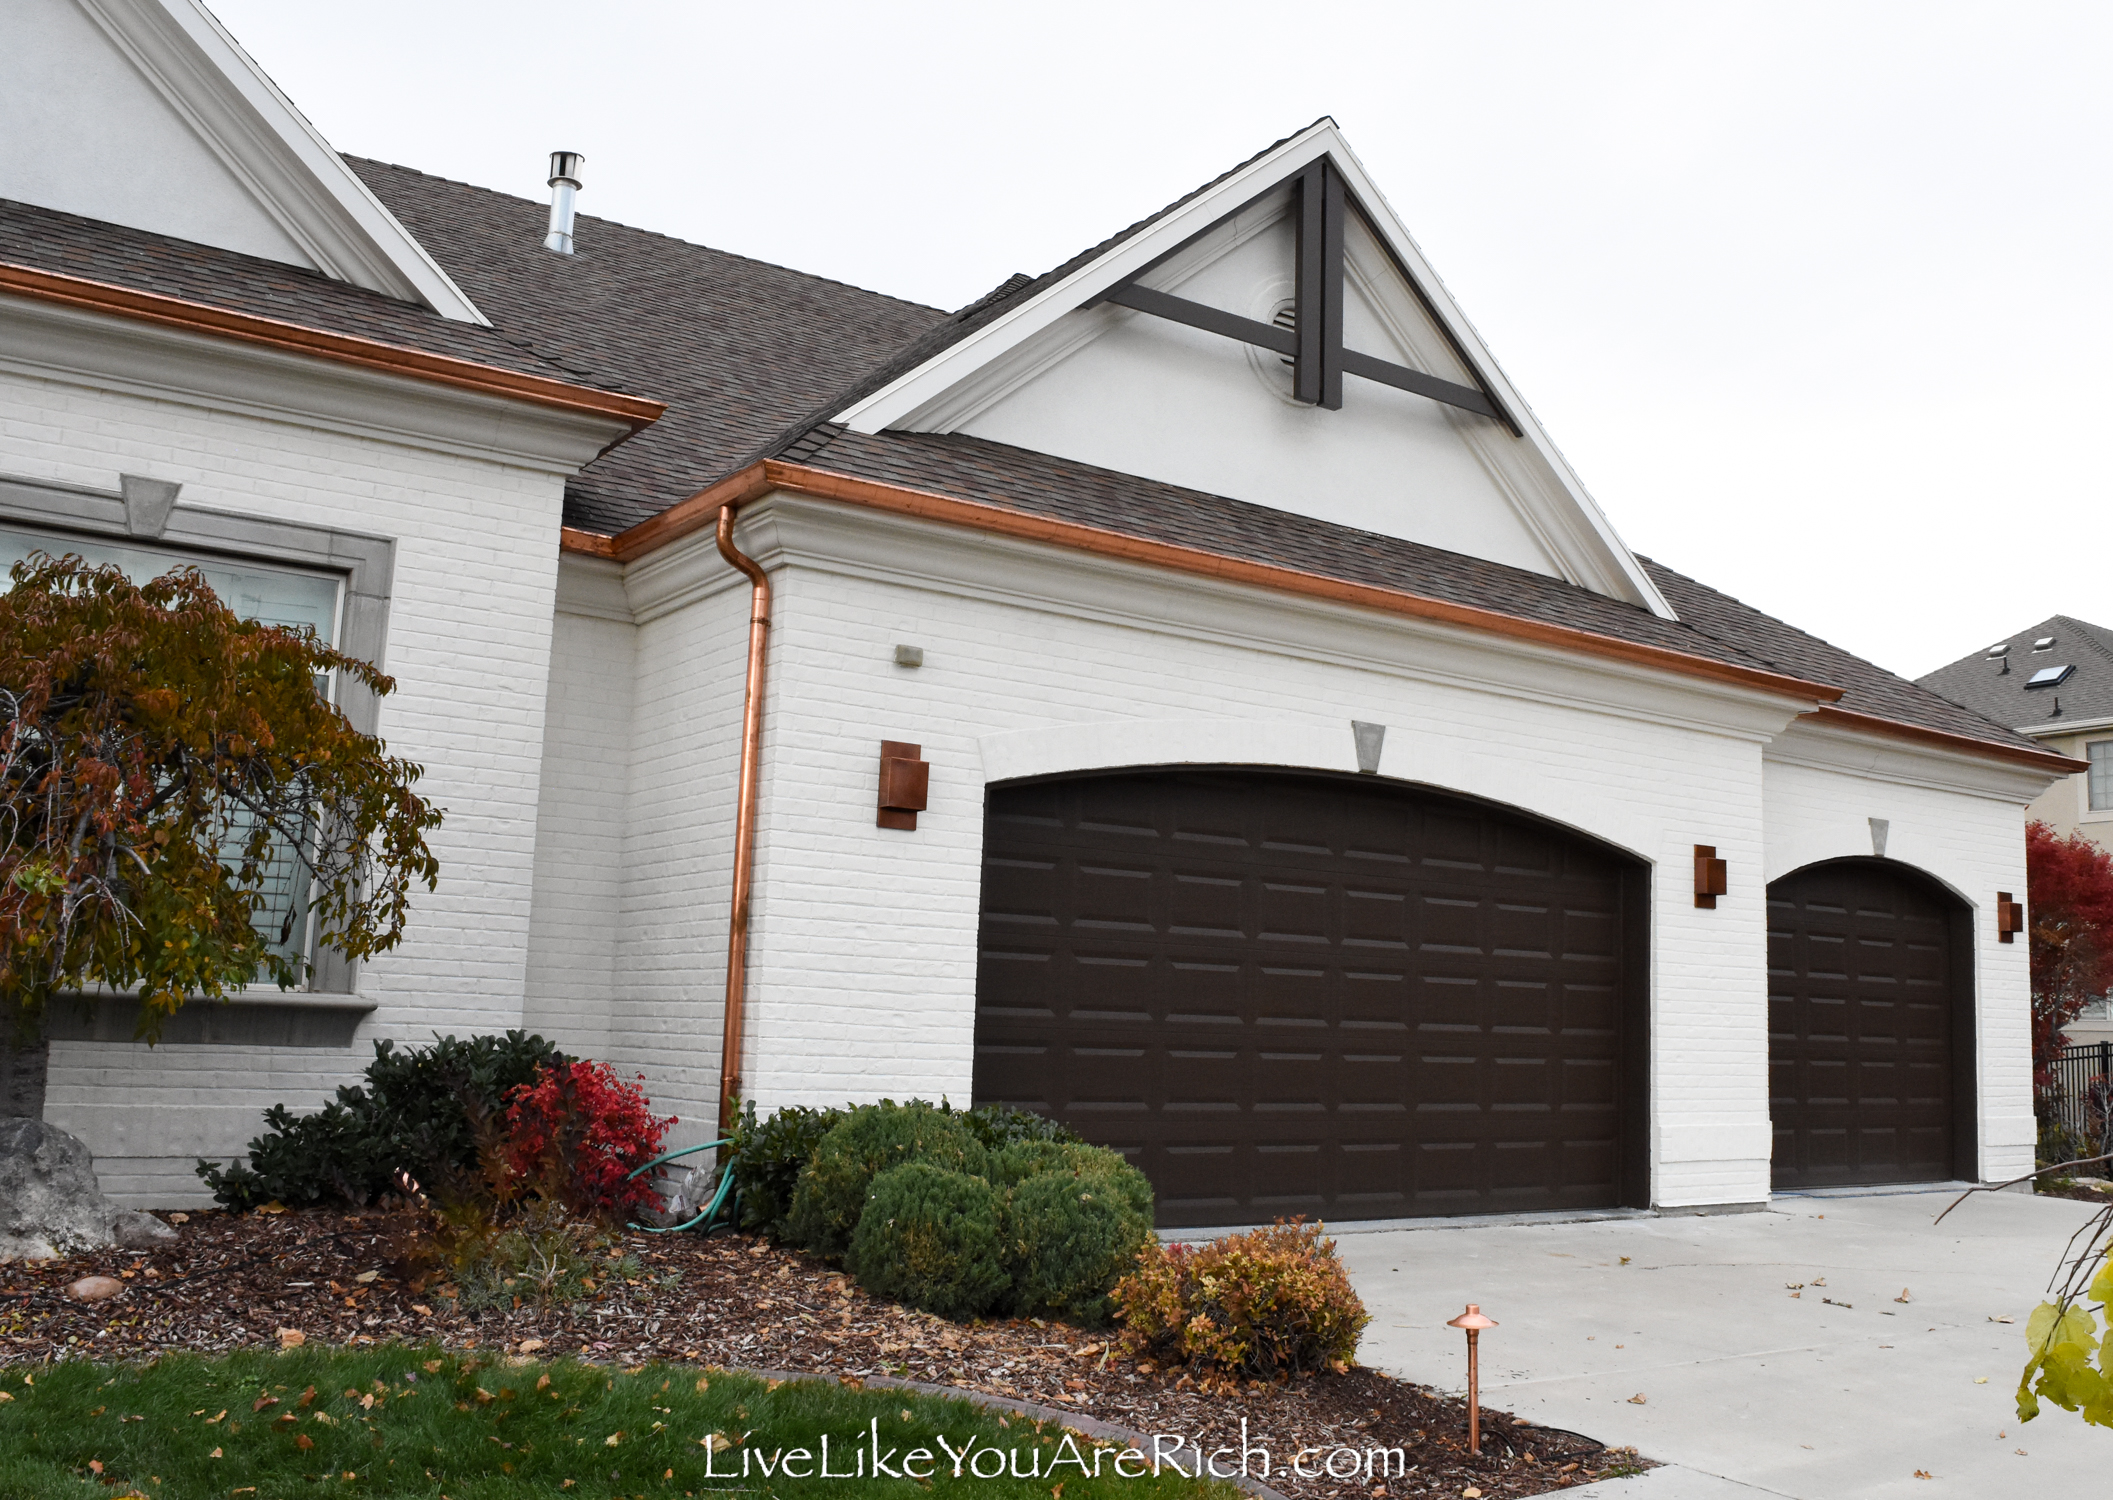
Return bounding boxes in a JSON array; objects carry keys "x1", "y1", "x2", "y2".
[
  {"x1": 1769, "y1": 860, "x2": 1967, "y2": 1190},
  {"x1": 974, "y1": 770, "x2": 1639, "y2": 1226}
]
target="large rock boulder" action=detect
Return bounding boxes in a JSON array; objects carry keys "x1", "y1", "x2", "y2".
[{"x1": 0, "y1": 1118, "x2": 176, "y2": 1260}]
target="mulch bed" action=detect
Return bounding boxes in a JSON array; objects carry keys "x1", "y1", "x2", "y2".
[{"x1": 1, "y1": 1209, "x2": 1644, "y2": 1498}]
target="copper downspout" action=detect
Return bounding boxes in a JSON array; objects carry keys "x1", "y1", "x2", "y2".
[{"x1": 715, "y1": 502, "x2": 771, "y2": 1135}]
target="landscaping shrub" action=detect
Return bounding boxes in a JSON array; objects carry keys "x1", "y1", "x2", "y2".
[
  {"x1": 999, "y1": 1149, "x2": 1155, "y2": 1325},
  {"x1": 847, "y1": 1161, "x2": 1010, "y2": 1319},
  {"x1": 195, "y1": 1031, "x2": 566, "y2": 1210},
  {"x1": 501, "y1": 1059, "x2": 675, "y2": 1218},
  {"x1": 1114, "y1": 1218, "x2": 1370, "y2": 1377},
  {"x1": 785, "y1": 1101, "x2": 988, "y2": 1260},
  {"x1": 727, "y1": 1099, "x2": 847, "y2": 1236},
  {"x1": 960, "y1": 1102, "x2": 1084, "y2": 1152}
]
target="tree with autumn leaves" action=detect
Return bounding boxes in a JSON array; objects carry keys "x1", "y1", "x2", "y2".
[
  {"x1": 2027, "y1": 818, "x2": 2113, "y2": 1099},
  {"x1": 0, "y1": 555, "x2": 441, "y2": 1040}
]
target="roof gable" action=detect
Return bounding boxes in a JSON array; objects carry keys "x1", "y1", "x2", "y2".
[
  {"x1": 2, "y1": 0, "x2": 484, "y2": 322},
  {"x1": 831, "y1": 120, "x2": 1672, "y2": 617}
]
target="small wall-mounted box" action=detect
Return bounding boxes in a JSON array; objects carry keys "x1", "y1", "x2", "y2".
[
  {"x1": 878, "y1": 740, "x2": 929, "y2": 831},
  {"x1": 1997, "y1": 891, "x2": 2025, "y2": 943},
  {"x1": 1694, "y1": 845, "x2": 1728, "y2": 909}
]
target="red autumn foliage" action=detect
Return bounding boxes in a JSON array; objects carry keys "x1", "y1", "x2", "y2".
[
  {"x1": 501, "y1": 1060, "x2": 675, "y2": 1218},
  {"x1": 2026, "y1": 820, "x2": 2113, "y2": 1094}
]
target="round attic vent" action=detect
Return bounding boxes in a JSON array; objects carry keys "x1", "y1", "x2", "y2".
[{"x1": 1243, "y1": 286, "x2": 1306, "y2": 407}]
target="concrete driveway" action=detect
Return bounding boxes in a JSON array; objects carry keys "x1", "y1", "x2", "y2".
[{"x1": 1334, "y1": 1187, "x2": 2112, "y2": 1498}]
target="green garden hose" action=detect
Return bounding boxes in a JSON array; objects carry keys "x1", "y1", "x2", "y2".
[{"x1": 625, "y1": 1137, "x2": 738, "y2": 1234}]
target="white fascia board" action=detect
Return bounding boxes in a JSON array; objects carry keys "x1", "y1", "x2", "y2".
[
  {"x1": 1765, "y1": 715, "x2": 2067, "y2": 805},
  {"x1": 82, "y1": 0, "x2": 488, "y2": 325},
  {"x1": 2015, "y1": 713, "x2": 2113, "y2": 737},
  {"x1": 0, "y1": 294, "x2": 624, "y2": 472},
  {"x1": 833, "y1": 120, "x2": 1674, "y2": 619}
]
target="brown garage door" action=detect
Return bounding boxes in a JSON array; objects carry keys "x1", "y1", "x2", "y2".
[
  {"x1": 971, "y1": 769, "x2": 1647, "y2": 1227},
  {"x1": 1768, "y1": 860, "x2": 1973, "y2": 1189}
]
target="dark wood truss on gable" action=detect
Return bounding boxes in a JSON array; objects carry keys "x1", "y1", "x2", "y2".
[{"x1": 1091, "y1": 156, "x2": 1512, "y2": 427}]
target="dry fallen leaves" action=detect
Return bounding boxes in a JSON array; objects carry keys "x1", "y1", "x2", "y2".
[
  {"x1": 276, "y1": 1328, "x2": 304, "y2": 1349},
  {"x1": 1627, "y1": 1394, "x2": 1647, "y2": 1405}
]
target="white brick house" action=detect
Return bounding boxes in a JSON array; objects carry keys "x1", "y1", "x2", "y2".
[{"x1": 2, "y1": 0, "x2": 2080, "y2": 1221}]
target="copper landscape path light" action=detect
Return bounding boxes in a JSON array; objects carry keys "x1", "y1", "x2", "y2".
[{"x1": 1446, "y1": 1303, "x2": 1498, "y2": 1455}]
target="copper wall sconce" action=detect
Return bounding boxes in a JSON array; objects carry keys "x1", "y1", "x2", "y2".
[
  {"x1": 1694, "y1": 845, "x2": 1728, "y2": 909},
  {"x1": 1997, "y1": 891, "x2": 2024, "y2": 943},
  {"x1": 878, "y1": 741, "x2": 929, "y2": 830}
]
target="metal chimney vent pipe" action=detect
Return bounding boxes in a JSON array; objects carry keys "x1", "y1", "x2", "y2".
[{"x1": 543, "y1": 151, "x2": 585, "y2": 255}]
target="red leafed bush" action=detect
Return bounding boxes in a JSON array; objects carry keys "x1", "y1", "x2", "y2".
[
  {"x1": 501, "y1": 1060, "x2": 674, "y2": 1218},
  {"x1": 2027, "y1": 820, "x2": 2113, "y2": 1097}
]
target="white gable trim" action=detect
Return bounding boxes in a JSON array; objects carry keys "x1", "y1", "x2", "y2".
[
  {"x1": 74, "y1": 0, "x2": 487, "y2": 324},
  {"x1": 833, "y1": 120, "x2": 1672, "y2": 618}
]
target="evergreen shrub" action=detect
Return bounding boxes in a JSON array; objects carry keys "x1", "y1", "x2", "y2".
[
  {"x1": 999, "y1": 1149, "x2": 1155, "y2": 1325},
  {"x1": 726, "y1": 1100, "x2": 847, "y2": 1237},
  {"x1": 846, "y1": 1161, "x2": 1009, "y2": 1320},
  {"x1": 196, "y1": 1031, "x2": 566, "y2": 1210},
  {"x1": 785, "y1": 1101, "x2": 987, "y2": 1260}
]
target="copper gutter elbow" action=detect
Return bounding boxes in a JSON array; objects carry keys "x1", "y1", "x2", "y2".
[{"x1": 715, "y1": 502, "x2": 771, "y2": 1135}]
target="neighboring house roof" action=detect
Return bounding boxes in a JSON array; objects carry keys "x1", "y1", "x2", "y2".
[
  {"x1": 0, "y1": 138, "x2": 2059, "y2": 766},
  {"x1": 1918, "y1": 616, "x2": 2113, "y2": 731}
]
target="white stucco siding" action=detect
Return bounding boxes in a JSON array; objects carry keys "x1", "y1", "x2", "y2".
[
  {"x1": 944, "y1": 203, "x2": 1572, "y2": 581},
  {"x1": 1, "y1": 0, "x2": 316, "y2": 268},
  {"x1": 0, "y1": 328, "x2": 613, "y2": 1202},
  {"x1": 626, "y1": 495, "x2": 1800, "y2": 1208},
  {"x1": 1763, "y1": 726, "x2": 2048, "y2": 1184}
]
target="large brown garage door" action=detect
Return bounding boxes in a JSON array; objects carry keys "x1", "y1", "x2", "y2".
[
  {"x1": 1768, "y1": 860, "x2": 1974, "y2": 1189},
  {"x1": 971, "y1": 769, "x2": 1648, "y2": 1227}
]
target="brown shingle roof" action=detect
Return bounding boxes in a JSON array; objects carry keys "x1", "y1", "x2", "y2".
[
  {"x1": 346, "y1": 159, "x2": 947, "y2": 533},
  {"x1": 0, "y1": 196, "x2": 568, "y2": 381}
]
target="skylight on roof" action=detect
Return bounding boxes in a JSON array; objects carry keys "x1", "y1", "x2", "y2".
[
  {"x1": 2027, "y1": 664, "x2": 2074, "y2": 688},
  {"x1": 2034, "y1": 637, "x2": 2057, "y2": 651}
]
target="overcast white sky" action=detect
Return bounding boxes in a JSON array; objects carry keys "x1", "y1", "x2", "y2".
[{"x1": 210, "y1": 0, "x2": 2109, "y2": 681}]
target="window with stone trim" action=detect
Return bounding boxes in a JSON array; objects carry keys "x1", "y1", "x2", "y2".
[{"x1": 0, "y1": 472, "x2": 393, "y2": 994}]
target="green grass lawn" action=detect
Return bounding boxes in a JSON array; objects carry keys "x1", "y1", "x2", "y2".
[{"x1": 0, "y1": 1346, "x2": 1235, "y2": 1500}]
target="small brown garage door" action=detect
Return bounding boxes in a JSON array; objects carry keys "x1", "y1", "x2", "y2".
[
  {"x1": 1768, "y1": 860, "x2": 1973, "y2": 1189},
  {"x1": 971, "y1": 769, "x2": 1647, "y2": 1227}
]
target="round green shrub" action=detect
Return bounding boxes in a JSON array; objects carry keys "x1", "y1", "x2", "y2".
[
  {"x1": 999, "y1": 1147, "x2": 1155, "y2": 1326},
  {"x1": 784, "y1": 1101, "x2": 988, "y2": 1260},
  {"x1": 847, "y1": 1162, "x2": 1009, "y2": 1320}
]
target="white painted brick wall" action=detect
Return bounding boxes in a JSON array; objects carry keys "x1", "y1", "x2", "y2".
[
  {"x1": 1763, "y1": 743, "x2": 2038, "y2": 1183},
  {"x1": 577, "y1": 499, "x2": 1801, "y2": 1209},
  {"x1": 2, "y1": 362, "x2": 572, "y2": 1203}
]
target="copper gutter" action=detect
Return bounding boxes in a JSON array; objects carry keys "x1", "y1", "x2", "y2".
[
  {"x1": 713, "y1": 503, "x2": 772, "y2": 1135},
  {"x1": 0, "y1": 262, "x2": 665, "y2": 431},
  {"x1": 563, "y1": 458, "x2": 1843, "y2": 707},
  {"x1": 1798, "y1": 704, "x2": 2088, "y2": 776}
]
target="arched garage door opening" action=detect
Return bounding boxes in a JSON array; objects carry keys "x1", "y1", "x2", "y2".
[
  {"x1": 1768, "y1": 858, "x2": 1976, "y2": 1190},
  {"x1": 971, "y1": 768, "x2": 1651, "y2": 1228}
]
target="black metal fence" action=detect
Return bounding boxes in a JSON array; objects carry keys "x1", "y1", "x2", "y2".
[{"x1": 2047, "y1": 1040, "x2": 2113, "y2": 1162}]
